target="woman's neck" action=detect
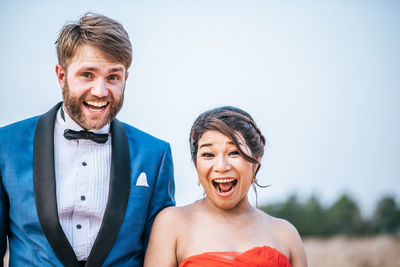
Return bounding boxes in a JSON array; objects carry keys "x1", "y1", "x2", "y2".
[{"x1": 201, "y1": 196, "x2": 256, "y2": 220}]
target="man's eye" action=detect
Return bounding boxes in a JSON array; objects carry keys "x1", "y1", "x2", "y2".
[
  {"x1": 108, "y1": 74, "x2": 119, "y2": 80},
  {"x1": 201, "y1": 152, "x2": 214, "y2": 158},
  {"x1": 82, "y1": 72, "x2": 92, "y2": 78}
]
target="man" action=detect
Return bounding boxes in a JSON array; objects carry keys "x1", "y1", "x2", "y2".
[{"x1": 0, "y1": 13, "x2": 175, "y2": 266}]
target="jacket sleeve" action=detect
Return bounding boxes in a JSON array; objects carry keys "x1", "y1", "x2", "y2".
[
  {"x1": 0, "y1": 172, "x2": 9, "y2": 267},
  {"x1": 142, "y1": 142, "x2": 175, "y2": 251}
]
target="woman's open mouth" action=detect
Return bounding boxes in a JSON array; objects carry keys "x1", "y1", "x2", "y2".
[{"x1": 212, "y1": 178, "x2": 238, "y2": 197}]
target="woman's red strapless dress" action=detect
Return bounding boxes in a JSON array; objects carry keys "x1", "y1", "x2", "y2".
[{"x1": 179, "y1": 246, "x2": 291, "y2": 267}]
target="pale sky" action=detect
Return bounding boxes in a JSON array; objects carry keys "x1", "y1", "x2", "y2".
[{"x1": 1, "y1": 0, "x2": 399, "y2": 215}]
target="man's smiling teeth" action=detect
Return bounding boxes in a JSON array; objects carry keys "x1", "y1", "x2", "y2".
[
  {"x1": 86, "y1": 101, "x2": 107, "y2": 107},
  {"x1": 84, "y1": 100, "x2": 108, "y2": 112}
]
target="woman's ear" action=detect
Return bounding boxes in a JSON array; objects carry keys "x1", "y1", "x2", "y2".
[{"x1": 253, "y1": 164, "x2": 259, "y2": 175}]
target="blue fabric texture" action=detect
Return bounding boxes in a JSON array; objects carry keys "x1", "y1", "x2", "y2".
[{"x1": 0, "y1": 104, "x2": 175, "y2": 266}]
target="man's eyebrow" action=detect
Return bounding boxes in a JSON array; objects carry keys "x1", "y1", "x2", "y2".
[
  {"x1": 110, "y1": 67, "x2": 124, "y2": 72},
  {"x1": 82, "y1": 67, "x2": 98, "y2": 72},
  {"x1": 78, "y1": 66, "x2": 124, "y2": 72}
]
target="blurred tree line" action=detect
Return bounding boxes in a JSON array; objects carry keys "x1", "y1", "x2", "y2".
[{"x1": 259, "y1": 194, "x2": 400, "y2": 237}]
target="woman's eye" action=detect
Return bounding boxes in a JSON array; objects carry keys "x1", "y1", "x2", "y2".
[
  {"x1": 229, "y1": 150, "x2": 240, "y2": 156},
  {"x1": 201, "y1": 152, "x2": 214, "y2": 158}
]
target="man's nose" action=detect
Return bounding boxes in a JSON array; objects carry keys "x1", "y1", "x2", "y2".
[
  {"x1": 91, "y1": 79, "x2": 109, "y2": 97},
  {"x1": 214, "y1": 155, "x2": 231, "y2": 172}
]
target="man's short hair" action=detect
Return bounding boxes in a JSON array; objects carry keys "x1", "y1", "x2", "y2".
[{"x1": 56, "y1": 12, "x2": 132, "y2": 70}]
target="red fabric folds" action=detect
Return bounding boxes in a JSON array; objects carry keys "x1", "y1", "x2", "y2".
[{"x1": 179, "y1": 246, "x2": 291, "y2": 267}]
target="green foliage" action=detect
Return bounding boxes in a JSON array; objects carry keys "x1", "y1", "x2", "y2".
[
  {"x1": 301, "y1": 195, "x2": 329, "y2": 236},
  {"x1": 327, "y1": 194, "x2": 364, "y2": 235},
  {"x1": 373, "y1": 196, "x2": 400, "y2": 234},
  {"x1": 259, "y1": 193, "x2": 400, "y2": 237}
]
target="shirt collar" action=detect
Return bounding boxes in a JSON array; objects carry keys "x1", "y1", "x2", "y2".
[{"x1": 57, "y1": 104, "x2": 111, "y2": 134}]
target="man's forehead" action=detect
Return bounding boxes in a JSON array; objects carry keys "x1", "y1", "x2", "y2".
[
  {"x1": 77, "y1": 65, "x2": 125, "y2": 72},
  {"x1": 67, "y1": 44, "x2": 127, "y2": 70}
]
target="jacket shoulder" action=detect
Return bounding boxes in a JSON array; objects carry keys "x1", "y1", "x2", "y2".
[
  {"x1": 121, "y1": 122, "x2": 169, "y2": 147},
  {"x1": 0, "y1": 116, "x2": 40, "y2": 139}
]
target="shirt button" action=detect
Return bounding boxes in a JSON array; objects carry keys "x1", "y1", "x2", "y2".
[
  {"x1": 81, "y1": 195, "x2": 86, "y2": 201},
  {"x1": 82, "y1": 162, "x2": 87, "y2": 166},
  {"x1": 76, "y1": 224, "x2": 82, "y2": 229}
]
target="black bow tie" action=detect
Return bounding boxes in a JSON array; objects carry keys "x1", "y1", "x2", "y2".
[{"x1": 63, "y1": 129, "x2": 109, "y2": 144}]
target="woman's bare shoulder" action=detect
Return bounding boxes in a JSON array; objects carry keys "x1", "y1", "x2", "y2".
[
  {"x1": 260, "y1": 212, "x2": 307, "y2": 267},
  {"x1": 145, "y1": 207, "x2": 192, "y2": 266},
  {"x1": 148, "y1": 205, "x2": 192, "y2": 247},
  {"x1": 157, "y1": 205, "x2": 185, "y2": 218},
  {"x1": 154, "y1": 201, "x2": 202, "y2": 227},
  {"x1": 257, "y1": 210, "x2": 300, "y2": 237},
  {"x1": 154, "y1": 206, "x2": 186, "y2": 226},
  {"x1": 265, "y1": 214, "x2": 300, "y2": 243}
]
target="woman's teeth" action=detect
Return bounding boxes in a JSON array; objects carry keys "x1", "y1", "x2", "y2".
[
  {"x1": 214, "y1": 178, "x2": 235, "y2": 183},
  {"x1": 213, "y1": 178, "x2": 237, "y2": 193}
]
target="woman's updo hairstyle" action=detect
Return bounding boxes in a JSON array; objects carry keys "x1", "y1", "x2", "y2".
[{"x1": 189, "y1": 106, "x2": 266, "y2": 175}]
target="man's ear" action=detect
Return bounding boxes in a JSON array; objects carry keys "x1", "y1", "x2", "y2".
[
  {"x1": 55, "y1": 64, "x2": 66, "y2": 89},
  {"x1": 125, "y1": 71, "x2": 129, "y2": 81}
]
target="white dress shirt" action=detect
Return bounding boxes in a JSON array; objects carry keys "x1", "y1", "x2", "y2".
[{"x1": 54, "y1": 106, "x2": 111, "y2": 260}]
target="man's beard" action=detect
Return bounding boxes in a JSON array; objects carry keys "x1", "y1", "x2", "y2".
[{"x1": 62, "y1": 80, "x2": 124, "y2": 130}]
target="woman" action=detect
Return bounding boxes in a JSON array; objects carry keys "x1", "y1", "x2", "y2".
[{"x1": 144, "y1": 106, "x2": 307, "y2": 267}]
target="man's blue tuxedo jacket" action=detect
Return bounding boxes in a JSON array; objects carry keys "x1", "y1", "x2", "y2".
[{"x1": 0, "y1": 103, "x2": 175, "y2": 266}]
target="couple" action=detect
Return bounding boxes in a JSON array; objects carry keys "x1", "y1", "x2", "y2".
[{"x1": 0, "y1": 13, "x2": 306, "y2": 267}]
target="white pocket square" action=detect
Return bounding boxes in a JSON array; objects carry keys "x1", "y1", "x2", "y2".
[{"x1": 136, "y1": 172, "x2": 149, "y2": 187}]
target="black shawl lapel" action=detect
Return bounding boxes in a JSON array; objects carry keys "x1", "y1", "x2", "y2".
[
  {"x1": 33, "y1": 102, "x2": 80, "y2": 266},
  {"x1": 86, "y1": 118, "x2": 131, "y2": 267}
]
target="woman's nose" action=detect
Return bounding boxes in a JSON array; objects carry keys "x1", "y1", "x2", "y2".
[{"x1": 214, "y1": 155, "x2": 231, "y2": 172}]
